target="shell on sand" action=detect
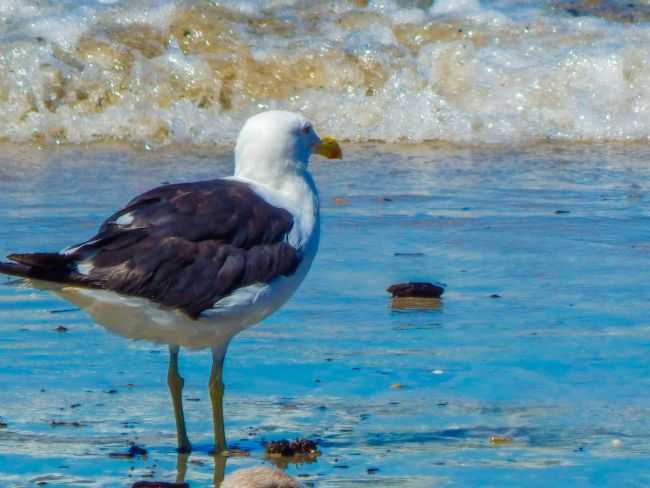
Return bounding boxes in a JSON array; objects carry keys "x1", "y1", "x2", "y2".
[{"x1": 221, "y1": 467, "x2": 301, "y2": 488}]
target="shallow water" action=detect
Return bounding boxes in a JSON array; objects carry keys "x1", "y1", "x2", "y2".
[{"x1": 1, "y1": 142, "x2": 650, "y2": 486}]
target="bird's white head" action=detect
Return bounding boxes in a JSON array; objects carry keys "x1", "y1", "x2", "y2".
[{"x1": 234, "y1": 111, "x2": 341, "y2": 186}]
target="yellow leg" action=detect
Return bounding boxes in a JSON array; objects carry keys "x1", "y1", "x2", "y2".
[
  {"x1": 168, "y1": 345, "x2": 192, "y2": 453},
  {"x1": 209, "y1": 343, "x2": 229, "y2": 454},
  {"x1": 176, "y1": 452, "x2": 189, "y2": 484}
]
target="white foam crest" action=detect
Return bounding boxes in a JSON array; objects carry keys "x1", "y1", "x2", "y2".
[
  {"x1": 2, "y1": 0, "x2": 650, "y2": 145},
  {"x1": 430, "y1": 0, "x2": 482, "y2": 16}
]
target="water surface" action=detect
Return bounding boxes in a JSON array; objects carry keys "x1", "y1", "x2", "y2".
[{"x1": 1, "y1": 142, "x2": 650, "y2": 486}]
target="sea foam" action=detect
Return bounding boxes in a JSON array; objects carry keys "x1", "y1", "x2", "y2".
[{"x1": 1, "y1": 0, "x2": 650, "y2": 145}]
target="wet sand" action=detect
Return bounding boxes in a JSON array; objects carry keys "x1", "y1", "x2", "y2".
[{"x1": 1, "y1": 142, "x2": 650, "y2": 487}]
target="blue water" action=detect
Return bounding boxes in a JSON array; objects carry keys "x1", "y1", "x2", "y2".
[{"x1": 1, "y1": 142, "x2": 650, "y2": 486}]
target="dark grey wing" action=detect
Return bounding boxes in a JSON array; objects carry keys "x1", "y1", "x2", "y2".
[{"x1": 4, "y1": 179, "x2": 300, "y2": 319}]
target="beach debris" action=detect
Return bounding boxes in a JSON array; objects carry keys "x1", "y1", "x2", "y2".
[
  {"x1": 555, "y1": 210, "x2": 570, "y2": 214},
  {"x1": 432, "y1": 369, "x2": 444, "y2": 375},
  {"x1": 54, "y1": 325, "x2": 68, "y2": 332},
  {"x1": 332, "y1": 197, "x2": 349, "y2": 205},
  {"x1": 222, "y1": 467, "x2": 301, "y2": 488},
  {"x1": 50, "y1": 420, "x2": 85, "y2": 427},
  {"x1": 387, "y1": 282, "x2": 444, "y2": 298},
  {"x1": 109, "y1": 444, "x2": 148, "y2": 459},
  {"x1": 132, "y1": 482, "x2": 188, "y2": 488},
  {"x1": 393, "y1": 252, "x2": 424, "y2": 257},
  {"x1": 264, "y1": 438, "x2": 320, "y2": 458},
  {"x1": 489, "y1": 435, "x2": 513, "y2": 445},
  {"x1": 218, "y1": 447, "x2": 250, "y2": 458},
  {"x1": 611, "y1": 438, "x2": 622, "y2": 448},
  {"x1": 49, "y1": 308, "x2": 78, "y2": 314},
  {"x1": 390, "y1": 383, "x2": 402, "y2": 389}
]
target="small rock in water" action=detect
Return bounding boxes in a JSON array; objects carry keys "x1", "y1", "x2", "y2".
[
  {"x1": 387, "y1": 282, "x2": 444, "y2": 298},
  {"x1": 50, "y1": 420, "x2": 85, "y2": 427},
  {"x1": 264, "y1": 438, "x2": 319, "y2": 458},
  {"x1": 0, "y1": 421, "x2": 7, "y2": 428},
  {"x1": 490, "y1": 294, "x2": 501, "y2": 298},
  {"x1": 393, "y1": 252, "x2": 424, "y2": 257},
  {"x1": 555, "y1": 210, "x2": 571, "y2": 215},
  {"x1": 109, "y1": 444, "x2": 148, "y2": 459},
  {"x1": 55, "y1": 325, "x2": 68, "y2": 332}
]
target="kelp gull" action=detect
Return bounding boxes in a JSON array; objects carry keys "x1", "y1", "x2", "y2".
[{"x1": 0, "y1": 110, "x2": 342, "y2": 453}]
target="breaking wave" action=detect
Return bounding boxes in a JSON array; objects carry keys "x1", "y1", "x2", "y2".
[{"x1": 2, "y1": 0, "x2": 650, "y2": 145}]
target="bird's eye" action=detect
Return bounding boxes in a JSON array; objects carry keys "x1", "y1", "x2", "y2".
[{"x1": 302, "y1": 125, "x2": 311, "y2": 134}]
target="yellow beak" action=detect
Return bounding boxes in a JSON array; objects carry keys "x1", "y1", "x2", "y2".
[{"x1": 313, "y1": 136, "x2": 342, "y2": 159}]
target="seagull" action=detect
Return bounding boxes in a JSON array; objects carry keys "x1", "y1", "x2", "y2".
[{"x1": 0, "y1": 110, "x2": 341, "y2": 454}]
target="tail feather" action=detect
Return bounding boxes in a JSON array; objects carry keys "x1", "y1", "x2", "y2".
[
  {"x1": 0, "y1": 261, "x2": 36, "y2": 279},
  {"x1": 1, "y1": 253, "x2": 96, "y2": 287},
  {"x1": 8, "y1": 252, "x2": 73, "y2": 269}
]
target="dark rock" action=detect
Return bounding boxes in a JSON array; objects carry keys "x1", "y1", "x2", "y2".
[
  {"x1": 367, "y1": 467, "x2": 380, "y2": 474},
  {"x1": 393, "y1": 252, "x2": 424, "y2": 257},
  {"x1": 490, "y1": 294, "x2": 501, "y2": 299},
  {"x1": 109, "y1": 444, "x2": 148, "y2": 459},
  {"x1": 264, "y1": 438, "x2": 319, "y2": 457},
  {"x1": 55, "y1": 325, "x2": 68, "y2": 332},
  {"x1": 387, "y1": 282, "x2": 444, "y2": 298},
  {"x1": 555, "y1": 210, "x2": 570, "y2": 214},
  {"x1": 265, "y1": 440, "x2": 293, "y2": 456},
  {"x1": 50, "y1": 420, "x2": 85, "y2": 427}
]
